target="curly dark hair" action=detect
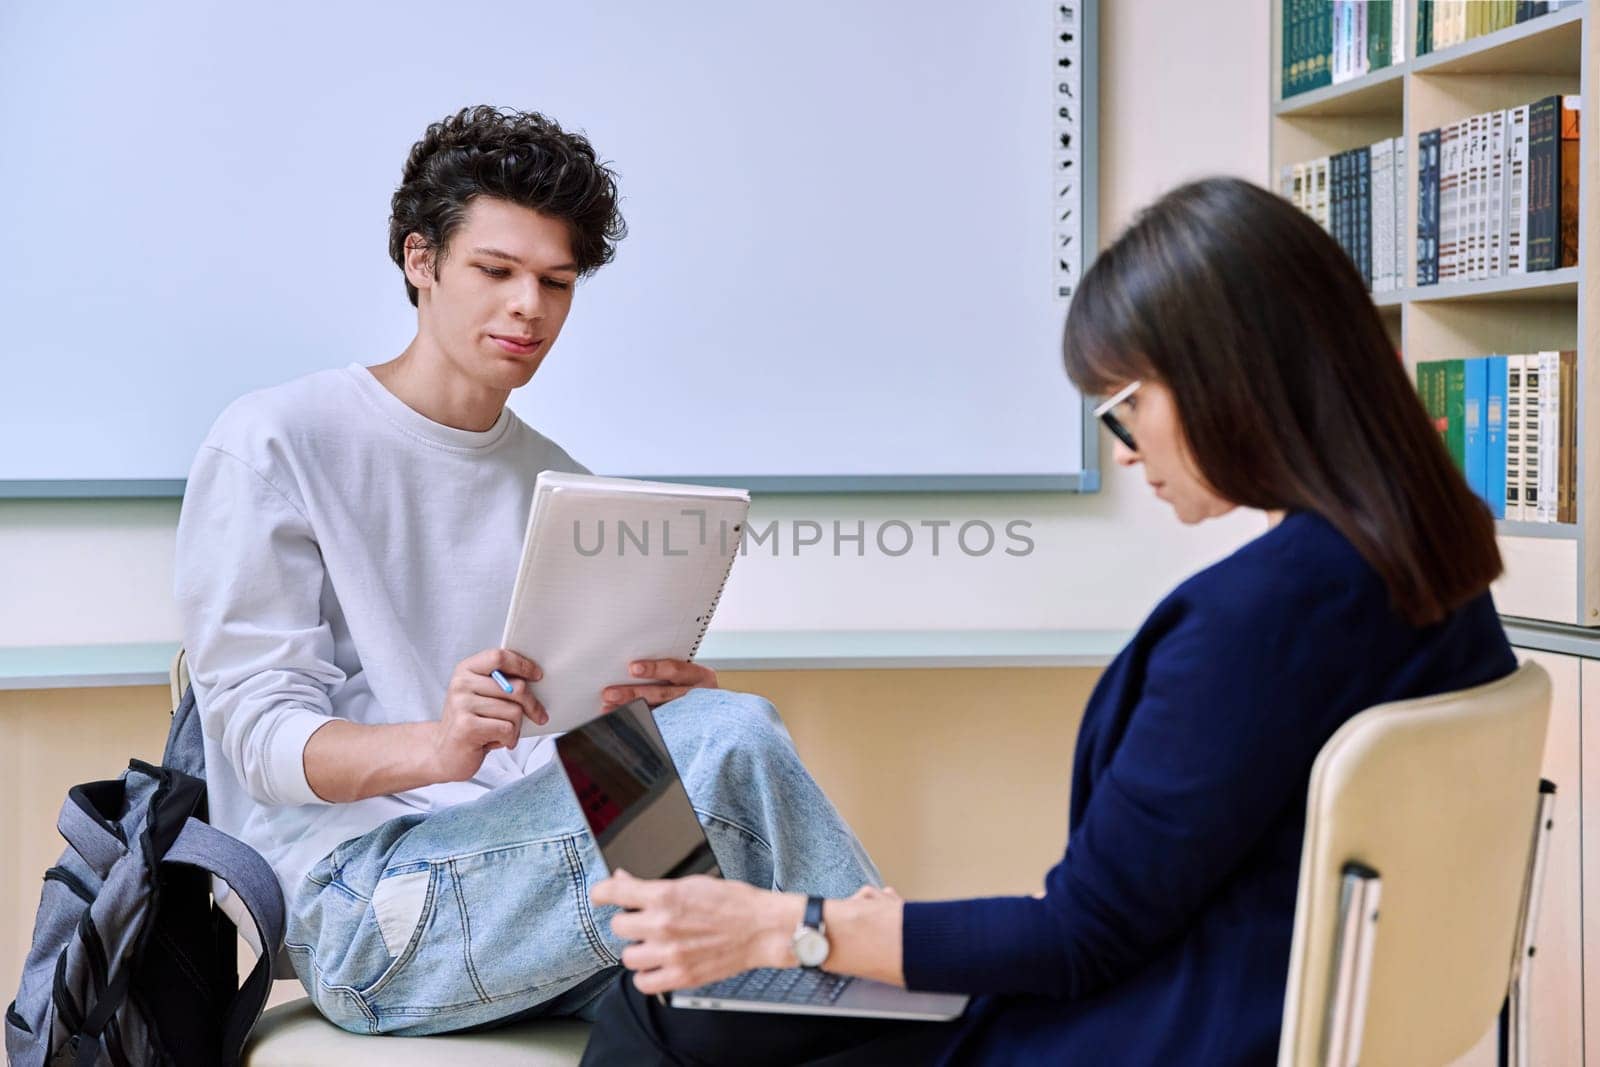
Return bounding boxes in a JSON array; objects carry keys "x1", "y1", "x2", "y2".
[{"x1": 388, "y1": 105, "x2": 626, "y2": 307}]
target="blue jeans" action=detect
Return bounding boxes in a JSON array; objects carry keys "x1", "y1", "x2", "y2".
[{"x1": 284, "y1": 689, "x2": 880, "y2": 1035}]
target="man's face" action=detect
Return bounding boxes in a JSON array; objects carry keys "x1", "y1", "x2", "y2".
[{"x1": 404, "y1": 196, "x2": 580, "y2": 392}]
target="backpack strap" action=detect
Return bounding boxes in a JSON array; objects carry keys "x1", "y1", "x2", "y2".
[
  {"x1": 163, "y1": 817, "x2": 286, "y2": 1065},
  {"x1": 55, "y1": 785, "x2": 126, "y2": 880}
]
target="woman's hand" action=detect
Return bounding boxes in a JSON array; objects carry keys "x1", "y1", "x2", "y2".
[
  {"x1": 601, "y1": 658, "x2": 719, "y2": 712},
  {"x1": 592, "y1": 871, "x2": 803, "y2": 994}
]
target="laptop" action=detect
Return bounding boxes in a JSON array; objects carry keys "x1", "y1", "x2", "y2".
[{"x1": 555, "y1": 699, "x2": 969, "y2": 1021}]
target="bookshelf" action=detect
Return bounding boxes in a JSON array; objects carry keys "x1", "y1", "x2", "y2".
[{"x1": 1270, "y1": 2, "x2": 1596, "y2": 627}]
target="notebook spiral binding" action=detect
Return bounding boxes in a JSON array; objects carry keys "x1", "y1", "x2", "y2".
[{"x1": 687, "y1": 522, "x2": 743, "y2": 660}]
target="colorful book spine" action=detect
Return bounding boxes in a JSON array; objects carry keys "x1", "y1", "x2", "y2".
[
  {"x1": 1372, "y1": 138, "x2": 1394, "y2": 291},
  {"x1": 1314, "y1": 156, "x2": 1331, "y2": 230},
  {"x1": 1506, "y1": 354, "x2": 1525, "y2": 521},
  {"x1": 1559, "y1": 350, "x2": 1577, "y2": 523},
  {"x1": 1523, "y1": 354, "x2": 1543, "y2": 518},
  {"x1": 1418, "y1": 0, "x2": 1434, "y2": 56},
  {"x1": 1463, "y1": 358, "x2": 1488, "y2": 502},
  {"x1": 1438, "y1": 122, "x2": 1461, "y2": 281},
  {"x1": 1487, "y1": 110, "x2": 1506, "y2": 279},
  {"x1": 1444, "y1": 359, "x2": 1466, "y2": 473},
  {"x1": 1356, "y1": 145, "x2": 1372, "y2": 289},
  {"x1": 1311, "y1": 0, "x2": 1332, "y2": 90},
  {"x1": 1393, "y1": 137, "x2": 1407, "y2": 288},
  {"x1": 1538, "y1": 351, "x2": 1558, "y2": 524},
  {"x1": 1526, "y1": 94, "x2": 1560, "y2": 271},
  {"x1": 1367, "y1": 0, "x2": 1391, "y2": 72},
  {"x1": 1333, "y1": 150, "x2": 1348, "y2": 266},
  {"x1": 1507, "y1": 105, "x2": 1530, "y2": 275},
  {"x1": 1559, "y1": 96, "x2": 1581, "y2": 268},
  {"x1": 1418, "y1": 361, "x2": 1448, "y2": 462},
  {"x1": 1472, "y1": 113, "x2": 1484, "y2": 281},
  {"x1": 1418, "y1": 129, "x2": 1441, "y2": 285},
  {"x1": 1486, "y1": 355, "x2": 1508, "y2": 519}
]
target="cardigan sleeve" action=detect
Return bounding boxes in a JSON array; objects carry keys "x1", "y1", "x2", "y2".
[{"x1": 902, "y1": 592, "x2": 1351, "y2": 999}]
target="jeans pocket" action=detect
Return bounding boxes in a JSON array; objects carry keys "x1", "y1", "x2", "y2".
[
  {"x1": 448, "y1": 833, "x2": 619, "y2": 1003},
  {"x1": 359, "y1": 864, "x2": 437, "y2": 1000}
]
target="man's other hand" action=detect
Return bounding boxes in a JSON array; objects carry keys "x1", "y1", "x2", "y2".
[{"x1": 600, "y1": 659, "x2": 719, "y2": 712}]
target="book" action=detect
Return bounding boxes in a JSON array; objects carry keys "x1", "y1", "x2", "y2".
[
  {"x1": 1523, "y1": 354, "x2": 1543, "y2": 518},
  {"x1": 1444, "y1": 359, "x2": 1466, "y2": 473},
  {"x1": 1356, "y1": 144, "x2": 1372, "y2": 289},
  {"x1": 1465, "y1": 113, "x2": 1484, "y2": 281},
  {"x1": 1418, "y1": 360, "x2": 1448, "y2": 459},
  {"x1": 1506, "y1": 105, "x2": 1530, "y2": 275},
  {"x1": 1333, "y1": 150, "x2": 1349, "y2": 266},
  {"x1": 1439, "y1": 122, "x2": 1462, "y2": 282},
  {"x1": 1487, "y1": 109, "x2": 1506, "y2": 279},
  {"x1": 1418, "y1": 360, "x2": 1467, "y2": 474},
  {"x1": 1527, "y1": 94, "x2": 1560, "y2": 271},
  {"x1": 1486, "y1": 355, "x2": 1508, "y2": 519},
  {"x1": 1313, "y1": 156, "x2": 1331, "y2": 230},
  {"x1": 1309, "y1": 0, "x2": 1332, "y2": 90},
  {"x1": 1506, "y1": 354, "x2": 1525, "y2": 521},
  {"x1": 1463, "y1": 357, "x2": 1488, "y2": 502},
  {"x1": 1559, "y1": 350, "x2": 1577, "y2": 523},
  {"x1": 1418, "y1": 0, "x2": 1434, "y2": 56},
  {"x1": 1537, "y1": 351, "x2": 1557, "y2": 524},
  {"x1": 1373, "y1": 138, "x2": 1394, "y2": 292},
  {"x1": 1418, "y1": 128, "x2": 1441, "y2": 285},
  {"x1": 499, "y1": 471, "x2": 750, "y2": 736},
  {"x1": 1393, "y1": 137, "x2": 1407, "y2": 288},
  {"x1": 1559, "y1": 96, "x2": 1581, "y2": 268},
  {"x1": 1282, "y1": 0, "x2": 1298, "y2": 98}
]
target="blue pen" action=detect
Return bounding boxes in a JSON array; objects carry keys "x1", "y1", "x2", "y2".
[{"x1": 491, "y1": 669, "x2": 514, "y2": 693}]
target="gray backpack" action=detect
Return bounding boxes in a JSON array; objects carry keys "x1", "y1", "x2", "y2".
[{"x1": 4, "y1": 686, "x2": 285, "y2": 1067}]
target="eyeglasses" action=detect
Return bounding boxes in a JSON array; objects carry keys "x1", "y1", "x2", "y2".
[{"x1": 1092, "y1": 380, "x2": 1142, "y2": 451}]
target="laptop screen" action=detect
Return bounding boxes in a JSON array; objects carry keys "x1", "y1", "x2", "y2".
[{"x1": 555, "y1": 698, "x2": 722, "y2": 880}]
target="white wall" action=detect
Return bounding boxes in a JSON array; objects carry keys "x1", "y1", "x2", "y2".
[{"x1": 0, "y1": 0, "x2": 1270, "y2": 648}]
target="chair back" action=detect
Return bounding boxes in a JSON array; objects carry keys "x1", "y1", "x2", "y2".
[
  {"x1": 170, "y1": 645, "x2": 191, "y2": 713},
  {"x1": 1278, "y1": 661, "x2": 1552, "y2": 1066}
]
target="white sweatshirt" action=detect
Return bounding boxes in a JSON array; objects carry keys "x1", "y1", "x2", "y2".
[{"x1": 173, "y1": 362, "x2": 587, "y2": 898}]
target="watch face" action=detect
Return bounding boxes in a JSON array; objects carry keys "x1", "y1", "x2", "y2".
[{"x1": 794, "y1": 927, "x2": 830, "y2": 968}]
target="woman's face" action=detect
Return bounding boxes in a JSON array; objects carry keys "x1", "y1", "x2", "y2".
[{"x1": 1105, "y1": 379, "x2": 1236, "y2": 525}]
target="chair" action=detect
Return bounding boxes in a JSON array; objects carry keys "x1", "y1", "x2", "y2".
[
  {"x1": 1278, "y1": 660, "x2": 1554, "y2": 1067},
  {"x1": 167, "y1": 649, "x2": 592, "y2": 1063}
]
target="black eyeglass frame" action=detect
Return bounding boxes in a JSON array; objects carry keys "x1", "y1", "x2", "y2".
[{"x1": 1091, "y1": 380, "x2": 1142, "y2": 451}]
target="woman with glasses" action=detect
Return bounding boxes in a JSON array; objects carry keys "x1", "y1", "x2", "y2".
[{"x1": 577, "y1": 177, "x2": 1516, "y2": 1065}]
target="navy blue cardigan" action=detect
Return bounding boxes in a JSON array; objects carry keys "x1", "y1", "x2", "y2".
[{"x1": 902, "y1": 510, "x2": 1515, "y2": 1065}]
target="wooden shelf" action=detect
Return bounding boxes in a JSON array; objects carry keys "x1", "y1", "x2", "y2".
[
  {"x1": 1500, "y1": 520, "x2": 1582, "y2": 540},
  {"x1": 1412, "y1": 4, "x2": 1585, "y2": 77},
  {"x1": 1276, "y1": 64, "x2": 1407, "y2": 118},
  {"x1": 1404, "y1": 268, "x2": 1582, "y2": 304}
]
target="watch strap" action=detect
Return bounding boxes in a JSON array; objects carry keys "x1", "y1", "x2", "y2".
[{"x1": 804, "y1": 894, "x2": 825, "y2": 931}]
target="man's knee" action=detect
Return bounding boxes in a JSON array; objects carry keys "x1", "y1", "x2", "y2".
[{"x1": 654, "y1": 688, "x2": 796, "y2": 767}]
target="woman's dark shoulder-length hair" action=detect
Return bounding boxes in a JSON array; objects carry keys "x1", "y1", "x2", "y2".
[{"x1": 1063, "y1": 176, "x2": 1501, "y2": 628}]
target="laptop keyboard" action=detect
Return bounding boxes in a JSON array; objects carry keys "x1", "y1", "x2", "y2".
[{"x1": 688, "y1": 967, "x2": 853, "y2": 1006}]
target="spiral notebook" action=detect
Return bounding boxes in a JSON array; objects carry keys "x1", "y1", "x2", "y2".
[{"x1": 500, "y1": 471, "x2": 750, "y2": 738}]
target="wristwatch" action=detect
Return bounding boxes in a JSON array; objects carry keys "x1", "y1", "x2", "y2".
[{"x1": 792, "y1": 895, "x2": 831, "y2": 969}]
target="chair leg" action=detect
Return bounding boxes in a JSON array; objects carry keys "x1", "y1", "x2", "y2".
[
  {"x1": 1500, "y1": 781, "x2": 1557, "y2": 1067},
  {"x1": 1324, "y1": 862, "x2": 1382, "y2": 1067}
]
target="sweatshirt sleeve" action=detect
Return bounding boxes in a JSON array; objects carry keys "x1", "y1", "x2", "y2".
[
  {"x1": 902, "y1": 596, "x2": 1340, "y2": 1000},
  {"x1": 173, "y1": 444, "x2": 344, "y2": 807}
]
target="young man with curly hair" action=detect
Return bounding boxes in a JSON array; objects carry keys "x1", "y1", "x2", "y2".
[{"x1": 173, "y1": 105, "x2": 877, "y2": 1035}]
